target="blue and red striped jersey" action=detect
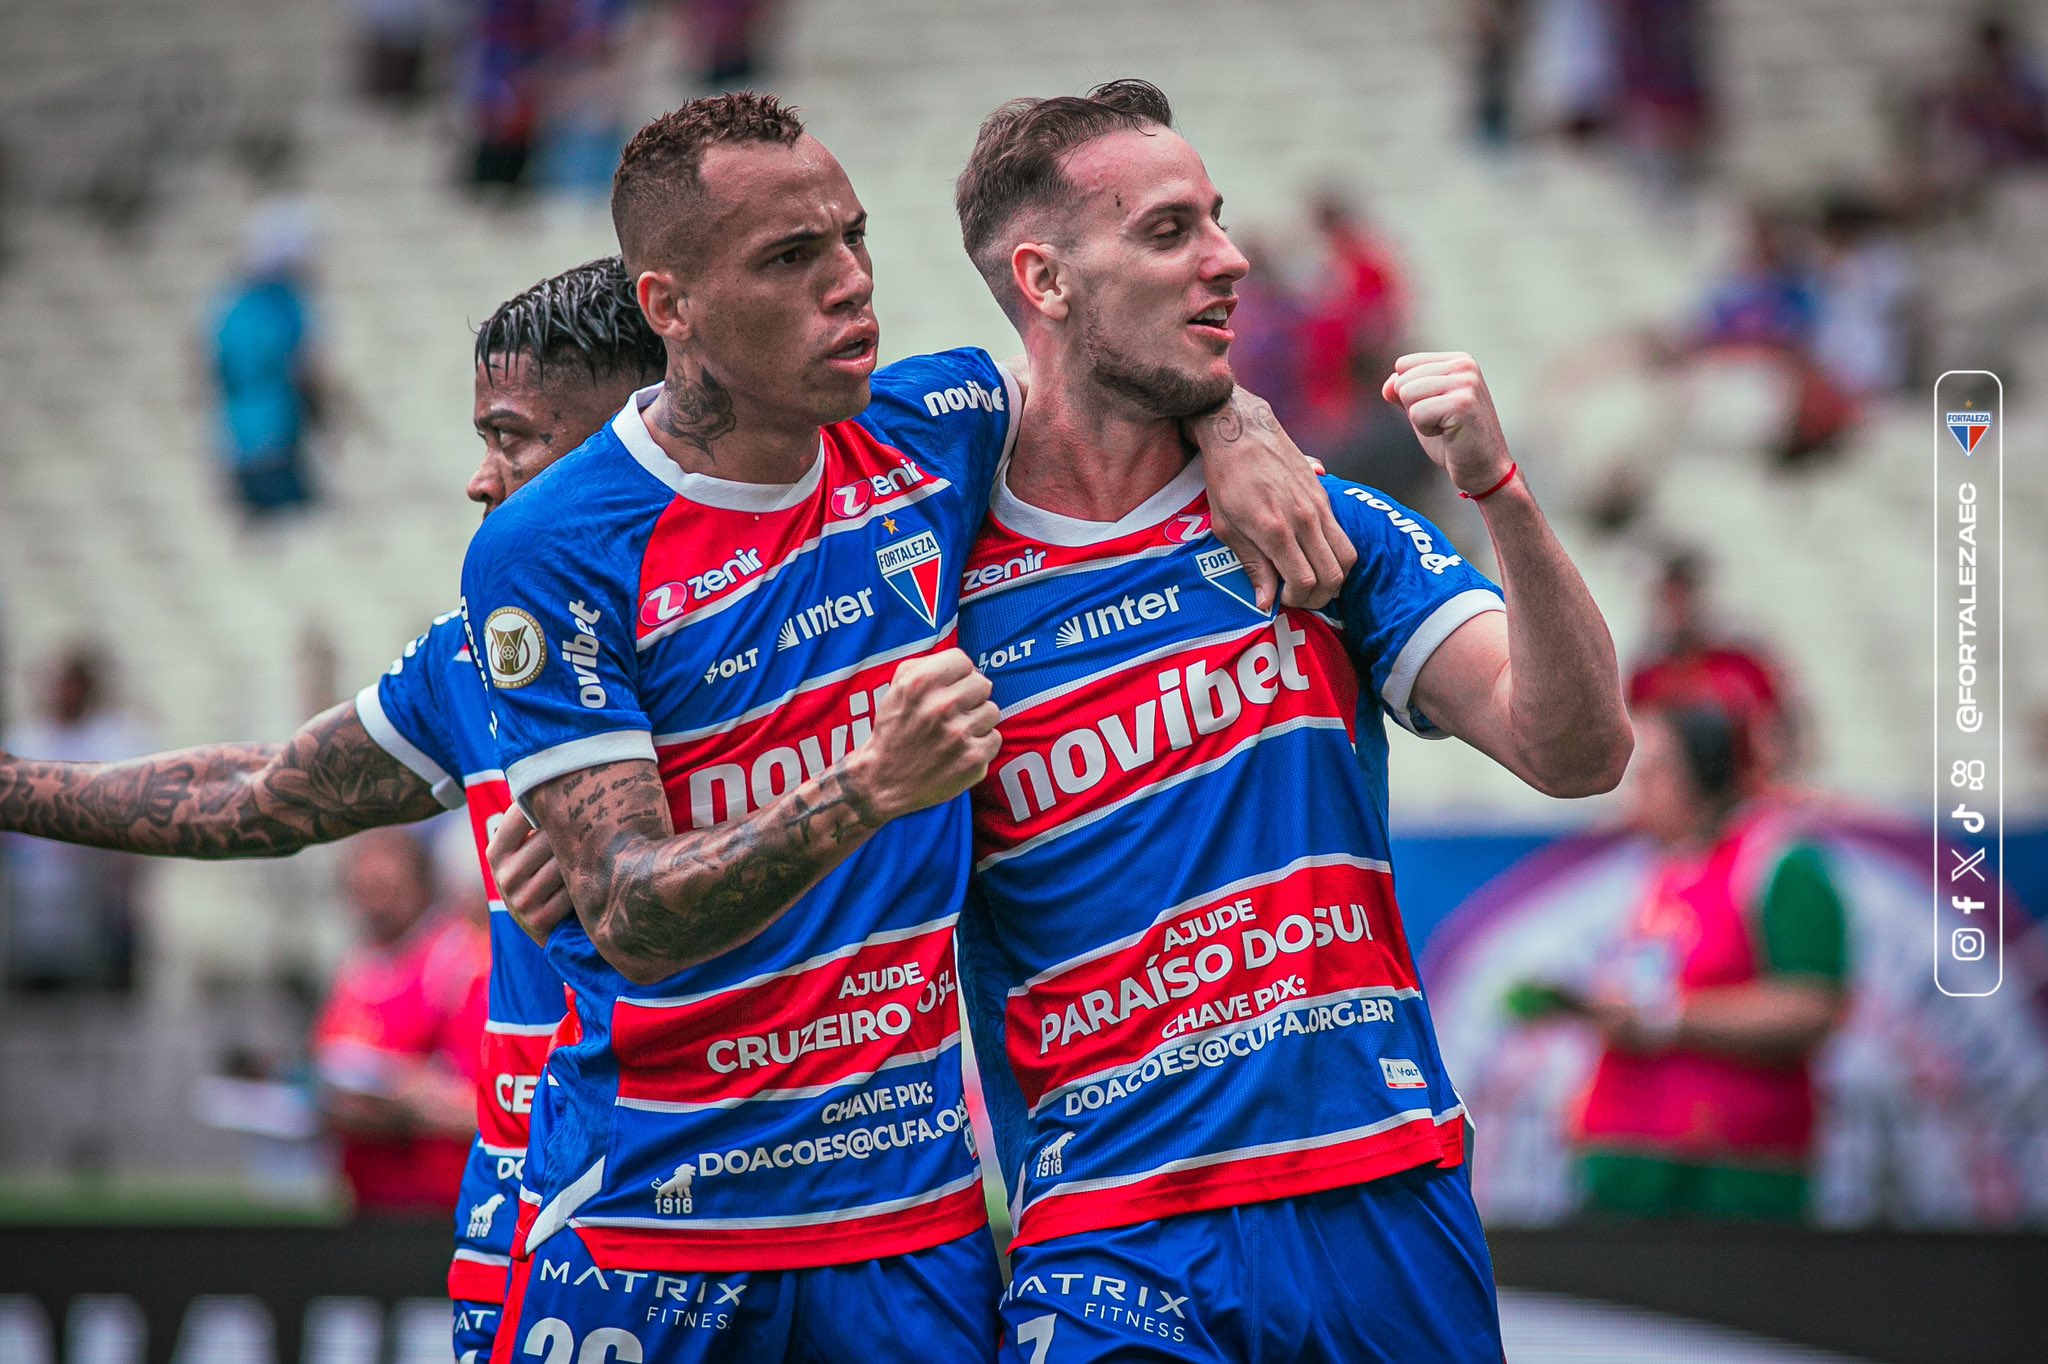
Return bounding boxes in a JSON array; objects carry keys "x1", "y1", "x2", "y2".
[
  {"x1": 358, "y1": 609, "x2": 566, "y2": 1300},
  {"x1": 954, "y1": 458, "x2": 1503, "y2": 1248},
  {"x1": 457, "y1": 350, "x2": 1017, "y2": 1272}
]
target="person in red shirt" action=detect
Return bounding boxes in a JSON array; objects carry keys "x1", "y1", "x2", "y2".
[{"x1": 313, "y1": 827, "x2": 487, "y2": 1216}]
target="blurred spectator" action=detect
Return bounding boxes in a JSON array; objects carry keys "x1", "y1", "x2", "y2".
[
  {"x1": 1297, "y1": 194, "x2": 1411, "y2": 452},
  {"x1": 462, "y1": 0, "x2": 548, "y2": 191},
  {"x1": 1612, "y1": 0, "x2": 1716, "y2": 190},
  {"x1": 1510, "y1": 703, "x2": 1848, "y2": 1220},
  {"x1": 1683, "y1": 203, "x2": 1855, "y2": 464},
  {"x1": 204, "y1": 200, "x2": 332, "y2": 521},
  {"x1": 1626, "y1": 549, "x2": 1797, "y2": 784},
  {"x1": 1225, "y1": 229, "x2": 1310, "y2": 425},
  {"x1": 531, "y1": 0, "x2": 636, "y2": 198},
  {"x1": 1939, "y1": 12, "x2": 2048, "y2": 173},
  {"x1": 677, "y1": 0, "x2": 777, "y2": 88},
  {"x1": 1525, "y1": 0, "x2": 1618, "y2": 142},
  {"x1": 312, "y1": 828, "x2": 486, "y2": 1217},
  {"x1": 1468, "y1": 0, "x2": 1530, "y2": 152},
  {"x1": 352, "y1": 0, "x2": 436, "y2": 107},
  {"x1": 1810, "y1": 192, "x2": 1917, "y2": 403},
  {"x1": 3, "y1": 646, "x2": 152, "y2": 994}
]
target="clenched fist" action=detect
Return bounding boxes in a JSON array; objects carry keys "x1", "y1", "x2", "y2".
[
  {"x1": 1381, "y1": 352, "x2": 1516, "y2": 497},
  {"x1": 842, "y1": 648, "x2": 1001, "y2": 822},
  {"x1": 487, "y1": 807, "x2": 576, "y2": 946}
]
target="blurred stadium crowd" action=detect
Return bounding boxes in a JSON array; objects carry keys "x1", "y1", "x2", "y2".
[{"x1": 0, "y1": 0, "x2": 2043, "y2": 1246}]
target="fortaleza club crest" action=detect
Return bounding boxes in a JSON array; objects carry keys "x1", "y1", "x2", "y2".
[
  {"x1": 1195, "y1": 544, "x2": 1269, "y2": 616},
  {"x1": 1947, "y1": 408, "x2": 1991, "y2": 455},
  {"x1": 876, "y1": 529, "x2": 943, "y2": 626}
]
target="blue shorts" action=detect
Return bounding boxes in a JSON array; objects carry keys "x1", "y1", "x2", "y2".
[
  {"x1": 997, "y1": 1164, "x2": 1502, "y2": 1363},
  {"x1": 455, "y1": 1300, "x2": 501, "y2": 1364},
  {"x1": 491, "y1": 1225, "x2": 1001, "y2": 1363}
]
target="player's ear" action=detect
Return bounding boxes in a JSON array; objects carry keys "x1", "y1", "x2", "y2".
[
  {"x1": 1012, "y1": 242, "x2": 1068, "y2": 323},
  {"x1": 635, "y1": 268, "x2": 692, "y2": 345}
]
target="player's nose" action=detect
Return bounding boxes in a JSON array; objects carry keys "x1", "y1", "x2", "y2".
[
  {"x1": 822, "y1": 245, "x2": 872, "y2": 312},
  {"x1": 467, "y1": 460, "x2": 504, "y2": 511},
  {"x1": 1204, "y1": 226, "x2": 1250, "y2": 285}
]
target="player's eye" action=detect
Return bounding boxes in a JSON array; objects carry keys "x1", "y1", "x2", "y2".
[
  {"x1": 844, "y1": 227, "x2": 866, "y2": 249},
  {"x1": 773, "y1": 246, "x2": 806, "y2": 266}
]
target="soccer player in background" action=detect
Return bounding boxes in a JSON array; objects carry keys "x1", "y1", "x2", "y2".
[
  {"x1": 458, "y1": 94, "x2": 1350, "y2": 1361},
  {"x1": 0, "y1": 257, "x2": 665, "y2": 1364},
  {"x1": 947, "y1": 80, "x2": 1634, "y2": 1361}
]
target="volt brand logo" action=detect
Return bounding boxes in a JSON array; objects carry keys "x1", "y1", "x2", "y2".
[
  {"x1": 1380, "y1": 1057, "x2": 1427, "y2": 1089},
  {"x1": 563, "y1": 600, "x2": 607, "y2": 708},
  {"x1": 922, "y1": 377, "x2": 1005, "y2": 418},
  {"x1": 996, "y1": 619, "x2": 1316, "y2": 823},
  {"x1": 683, "y1": 686, "x2": 885, "y2": 827},
  {"x1": 777, "y1": 588, "x2": 876, "y2": 651},
  {"x1": 876, "y1": 530, "x2": 944, "y2": 627},
  {"x1": 964, "y1": 547, "x2": 1047, "y2": 593},
  {"x1": 640, "y1": 548, "x2": 765, "y2": 628},
  {"x1": 1056, "y1": 587, "x2": 1183, "y2": 648},
  {"x1": 1195, "y1": 546, "x2": 1267, "y2": 616},
  {"x1": 831, "y1": 458, "x2": 929, "y2": 519}
]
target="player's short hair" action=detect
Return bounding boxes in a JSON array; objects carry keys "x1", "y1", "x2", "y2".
[
  {"x1": 955, "y1": 78, "x2": 1175, "y2": 313},
  {"x1": 474, "y1": 256, "x2": 665, "y2": 389},
  {"x1": 611, "y1": 93, "x2": 807, "y2": 276}
]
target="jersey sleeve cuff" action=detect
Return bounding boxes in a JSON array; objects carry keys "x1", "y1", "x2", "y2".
[
  {"x1": 353, "y1": 684, "x2": 464, "y2": 809},
  {"x1": 505, "y1": 730, "x2": 658, "y2": 801},
  {"x1": 1381, "y1": 588, "x2": 1506, "y2": 739}
]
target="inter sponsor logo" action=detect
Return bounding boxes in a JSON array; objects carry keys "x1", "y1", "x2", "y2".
[
  {"x1": 995, "y1": 618, "x2": 1315, "y2": 823},
  {"x1": 776, "y1": 587, "x2": 876, "y2": 652},
  {"x1": 1056, "y1": 587, "x2": 1182, "y2": 648}
]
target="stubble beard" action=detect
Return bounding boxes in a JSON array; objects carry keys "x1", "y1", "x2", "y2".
[{"x1": 1081, "y1": 313, "x2": 1233, "y2": 420}]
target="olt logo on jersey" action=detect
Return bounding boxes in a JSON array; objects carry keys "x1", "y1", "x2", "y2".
[{"x1": 876, "y1": 530, "x2": 944, "y2": 627}]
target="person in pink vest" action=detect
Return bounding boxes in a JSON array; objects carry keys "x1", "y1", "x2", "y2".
[{"x1": 1522, "y1": 702, "x2": 1849, "y2": 1219}]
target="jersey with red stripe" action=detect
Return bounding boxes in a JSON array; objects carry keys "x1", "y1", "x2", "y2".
[
  {"x1": 954, "y1": 458, "x2": 1504, "y2": 1249},
  {"x1": 358, "y1": 609, "x2": 569, "y2": 1303},
  {"x1": 458, "y1": 350, "x2": 1017, "y2": 1273}
]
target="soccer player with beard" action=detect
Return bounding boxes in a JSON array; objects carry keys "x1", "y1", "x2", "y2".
[
  {"x1": 0, "y1": 257, "x2": 663, "y2": 1364},
  {"x1": 947, "y1": 81, "x2": 1634, "y2": 1361},
  {"x1": 457, "y1": 94, "x2": 1351, "y2": 1362}
]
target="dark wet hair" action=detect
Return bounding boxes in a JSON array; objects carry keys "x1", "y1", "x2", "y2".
[{"x1": 474, "y1": 256, "x2": 665, "y2": 388}]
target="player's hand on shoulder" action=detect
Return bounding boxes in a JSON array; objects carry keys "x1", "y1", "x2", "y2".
[
  {"x1": 1188, "y1": 388, "x2": 1355, "y2": 612},
  {"x1": 487, "y1": 807, "x2": 576, "y2": 946},
  {"x1": 1381, "y1": 352, "x2": 1514, "y2": 497},
  {"x1": 842, "y1": 648, "x2": 1001, "y2": 822}
]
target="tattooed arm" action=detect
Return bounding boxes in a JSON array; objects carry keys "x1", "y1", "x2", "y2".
[
  {"x1": 0, "y1": 702, "x2": 447, "y2": 858},
  {"x1": 1190, "y1": 387, "x2": 1356, "y2": 613},
  {"x1": 522, "y1": 649, "x2": 999, "y2": 985}
]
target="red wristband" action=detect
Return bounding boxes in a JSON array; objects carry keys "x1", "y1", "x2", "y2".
[{"x1": 1459, "y1": 462, "x2": 1517, "y2": 501}]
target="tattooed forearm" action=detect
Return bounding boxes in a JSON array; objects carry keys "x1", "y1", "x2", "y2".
[
  {"x1": 0, "y1": 702, "x2": 444, "y2": 858},
  {"x1": 659, "y1": 365, "x2": 737, "y2": 463},
  {"x1": 531, "y1": 760, "x2": 884, "y2": 984},
  {"x1": 1192, "y1": 387, "x2": 1278, "y2": 446}
]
